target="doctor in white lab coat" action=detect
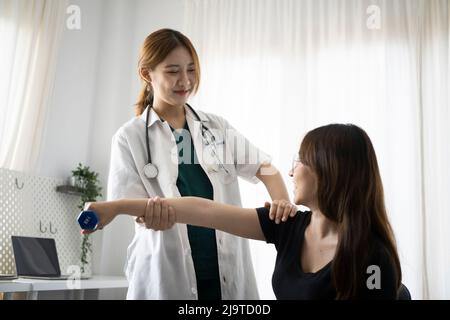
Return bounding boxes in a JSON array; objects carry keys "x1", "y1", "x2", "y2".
[{"x1": 108, "y1": 29, "x2": 291, "y2": 300}]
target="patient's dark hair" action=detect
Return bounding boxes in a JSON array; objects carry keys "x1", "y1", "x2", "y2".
[{"x1": 299, "y1": 124, "x2": 401, "y2": 299}]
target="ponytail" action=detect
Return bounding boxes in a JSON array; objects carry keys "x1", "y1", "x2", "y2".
[{"x1": 135, "y1": 83, "x2": 153, "y2": 116}]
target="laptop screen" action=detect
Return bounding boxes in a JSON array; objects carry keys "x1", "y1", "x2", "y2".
[{"x1": 11, "y1": 236, "x2": 61, "y2": 277}]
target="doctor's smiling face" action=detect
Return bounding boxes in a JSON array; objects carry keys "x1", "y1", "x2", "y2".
[
  {"x1": 135, "y1": 29, "x2": 201, "y2": 116},
  {"x1": 148, "y1": 46, "x2": 196, "y2": 108}
]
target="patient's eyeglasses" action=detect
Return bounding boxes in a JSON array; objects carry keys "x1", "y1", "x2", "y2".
[{"x1": 291, "y1": 154, "x2": 302, "y2": 171}]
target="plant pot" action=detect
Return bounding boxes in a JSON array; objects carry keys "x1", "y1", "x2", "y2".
[
  {"x1": 80, "y1": 234, "x2": 93, "y2": 279},
  {"x1": 68, "y1": 176, "x2": 86, "y2": 189},
  {"x1": 80, "y1": 260, "x2": 92, "y2": 279}
]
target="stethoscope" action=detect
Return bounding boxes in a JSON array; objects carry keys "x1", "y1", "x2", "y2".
[{"x1": 143, "y1": 103, "x2": 230, "y2": 179}]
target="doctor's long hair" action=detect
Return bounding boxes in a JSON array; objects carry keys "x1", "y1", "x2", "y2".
[
  {"x1": 299, "y1": 124, "x2": 402, "y2": 299},
  {"x1": 135, "y1": 29, "x2": 201, "y2": 116}
]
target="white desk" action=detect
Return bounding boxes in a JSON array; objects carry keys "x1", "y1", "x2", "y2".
[{"x1": 0, "y1": 276, "x2": 128, "y2": 300}]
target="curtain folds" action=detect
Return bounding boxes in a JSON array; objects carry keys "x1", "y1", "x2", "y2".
[
  {"x1": 0, "y1": 0, "x2": 68, "y2": 172},
  {"x1": 184, "y1": 0, "x2": 449, "y2": 299}
]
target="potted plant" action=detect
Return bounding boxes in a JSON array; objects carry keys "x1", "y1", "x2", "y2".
[{"x1": 71, "y1": 163, "x2": 103, "y2": 276}]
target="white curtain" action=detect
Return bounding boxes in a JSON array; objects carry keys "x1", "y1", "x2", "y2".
[
  {"x1": 0, "y1": 0, "x2": 68, "y2": 172},
  {"x1": 420, "y1": 1, "x2": 450, "y2": 300},
  {"x1": 184, "y1": 0, "x2": 450, "y2": 299}
]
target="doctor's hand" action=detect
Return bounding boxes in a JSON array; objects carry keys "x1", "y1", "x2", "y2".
[
  {"x1": 136, "y1": 197, "x2": 176, "y2": 231},
  {"x1": 264, "y1": 200, "x2": 297, "y2": 224},
  {"x1": 81, "y1": 201, "x2": 118, "y2": 234}
]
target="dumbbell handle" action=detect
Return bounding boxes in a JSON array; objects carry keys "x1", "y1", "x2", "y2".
[{"x1": 77, "y1": 210, "x2": 99, "y2": 230}]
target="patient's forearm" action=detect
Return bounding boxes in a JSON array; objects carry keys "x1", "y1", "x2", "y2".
[
  {"x1": 169, "y1": 197, "x2": 265, "y2": 240},
  {"x1": 115, "y1": 199, "x2": 147, "y2": 217},
  {"x1": 114, "y1": 197, "x2": 264, "y2": 240}
]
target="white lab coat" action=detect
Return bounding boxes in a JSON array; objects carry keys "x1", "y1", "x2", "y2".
[{"x1": 107, "y1": 105, "x2": 271, "y2": 299}]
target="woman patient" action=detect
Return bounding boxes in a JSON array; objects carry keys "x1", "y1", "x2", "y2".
[{"x1": 83, "y1": 123, "x2": 402, "y2": 299}]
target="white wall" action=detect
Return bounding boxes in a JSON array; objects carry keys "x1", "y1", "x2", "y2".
[{"x1": 37, "y1": 0, "x2": 104, "y2": 178}]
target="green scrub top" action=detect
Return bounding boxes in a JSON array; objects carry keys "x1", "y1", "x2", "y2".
[{"x1": 171, "y1": 121, "x2": 221, "y2": 300}]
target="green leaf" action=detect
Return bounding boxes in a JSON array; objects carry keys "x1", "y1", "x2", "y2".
[{"x1": 73, "y1": 163, "x2": 102, "y2": 272}]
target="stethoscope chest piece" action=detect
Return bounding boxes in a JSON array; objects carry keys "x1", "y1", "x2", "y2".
[{"x1": 144, "y1": 163, "x2": 158, "y2": 179}]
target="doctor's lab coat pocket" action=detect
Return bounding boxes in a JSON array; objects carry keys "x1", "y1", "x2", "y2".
[{"x1": 203, "y1": 140, "x2": 237, "y2": 185}]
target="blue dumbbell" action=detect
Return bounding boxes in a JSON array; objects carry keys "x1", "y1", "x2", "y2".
[{"x1": 77, "y1": 210, "x2": 99, "y2": 230}]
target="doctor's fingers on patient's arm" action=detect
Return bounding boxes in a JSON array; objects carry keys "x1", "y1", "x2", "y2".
[
  {"x1": 268, "y1": 200, "x2": 280, "y2": 220},
  {"x1": 141, "y1": 197, "x2": 175, "y2": 231},
  {"x1": 152, "y1": 197, "x2": 162, "y2": 230},
  {"x1": 144, "y1": 197, "x2": 167, "y2": 231},
  {"x1": 144, "y1": 198, "x2": 155, "y2": 229},
  {"x1": 158, "y1": 200, "x2": 169, "y2": 230},
  {"x1": 160, "y1": 200, "x2": 176, "y2": 229},
  {"x1": 153, "y1": 198, "x2": 175, "y2": 230},
  {"x1": 278, "y1": 201, "x2": 297, "y2": 223},
  {"x1": 276, "y1": 200, "x2": 297, "y2": 222},
  {"x1": 270, "y1": 200, "x2": 297, "y2": 224}
]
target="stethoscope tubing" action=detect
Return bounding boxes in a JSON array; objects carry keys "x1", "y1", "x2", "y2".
[{"x1": 144, "y1": 103, "x2": 222, "y2": 179}]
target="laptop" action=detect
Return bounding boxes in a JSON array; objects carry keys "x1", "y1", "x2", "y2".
[{"x1": 11, "y1": 236, "x2": 71, "y2": 280}]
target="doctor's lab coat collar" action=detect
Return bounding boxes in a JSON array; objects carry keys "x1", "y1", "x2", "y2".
[
  {"x1": 185, "y1": 104, "x2": 209, "y2": 123},
  {"x1": 140, "y1": 106, "x2": 163, "y2": 128},
  {"x1": 141, "y1": 104, "x2": 209, "y2": 128}
]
